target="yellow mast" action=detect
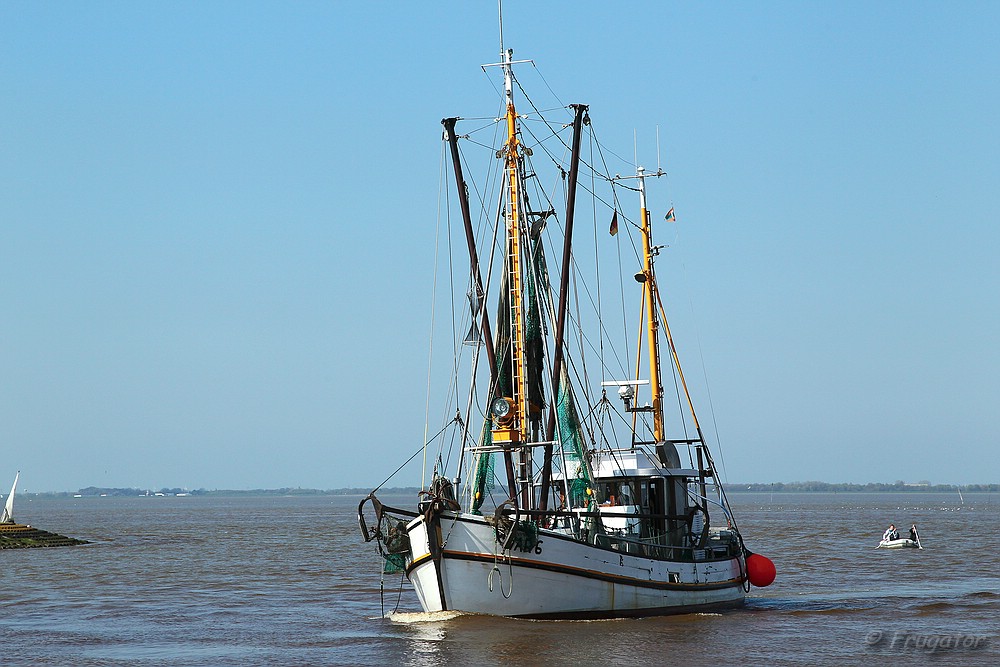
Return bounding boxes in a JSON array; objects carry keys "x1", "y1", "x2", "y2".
[
  {"x1": 480, "y1": 45, "x2": 532, "y2": 509},
  {"x1": 637, "y1": 167, "x2": 665, "y2": 442},
  {"x1": 488, "y1": 48, "x2": 529, "y2": 462},
  {"x1": 503, "y1": 59, "x2": 528, "y2": 445}
]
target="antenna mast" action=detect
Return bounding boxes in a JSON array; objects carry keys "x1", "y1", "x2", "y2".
[{"x1": 498, "y1": 0, "x2": 505, "y2": 56}]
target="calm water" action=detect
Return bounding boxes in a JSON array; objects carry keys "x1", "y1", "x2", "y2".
[{"x1": 2, "y1": 492, "x2": 997, "y2": 666}]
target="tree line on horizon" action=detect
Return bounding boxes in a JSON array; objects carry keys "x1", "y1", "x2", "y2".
[
  {"x1": 735, "y1": 481, "x2": 998, "y2": 493},
  {"x1": 17, "y1": 481, "x2": 1000, "y2": 498},
  {"x1": 24, "y1": 486, "x2": 424, "y2": 498}
]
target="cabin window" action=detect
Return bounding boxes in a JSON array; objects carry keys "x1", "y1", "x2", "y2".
[{"x1": 618, "y1": 481, "x2": 635, "y2": 506}]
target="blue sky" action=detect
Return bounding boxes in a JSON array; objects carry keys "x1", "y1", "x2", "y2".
[{"x1": 2, "y1": 2, "x2": 997, "y2": 492}]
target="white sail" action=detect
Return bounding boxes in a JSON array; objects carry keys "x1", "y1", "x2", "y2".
[{"x1": 1, "y1": 471, "x2": 19, "y2": 523}]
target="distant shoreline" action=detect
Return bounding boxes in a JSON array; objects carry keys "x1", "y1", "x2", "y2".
[
  {"x1": 13, "y1": 481, "x2": 998, "y2": 498},
  {"x1": 731, "y1": 482, "x2": 996, "y2": 493}
]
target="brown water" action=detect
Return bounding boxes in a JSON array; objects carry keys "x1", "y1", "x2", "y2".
[{"x1": 2, "y1": 492, "x2": 997, "y2": 666}]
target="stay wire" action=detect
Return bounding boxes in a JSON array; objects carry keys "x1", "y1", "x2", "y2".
[
  {"x1": 422, "y1": 140, "x2": 450, "y2": 489},
  {"x1": 372, "y1": 419, "x2": 461, "y2": 494}
]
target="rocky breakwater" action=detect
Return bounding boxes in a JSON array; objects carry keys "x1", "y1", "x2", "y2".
[{"x1": 0, "y1": 522, "x2": 88, "y2": 548}]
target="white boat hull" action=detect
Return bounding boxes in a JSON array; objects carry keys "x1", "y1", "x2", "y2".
[
  {"x1": 877, "y1": 538, "x2": 921, "y2": 549},
  {"x1": 405, "y1": 511, "x2": 745, "y2": 619}
]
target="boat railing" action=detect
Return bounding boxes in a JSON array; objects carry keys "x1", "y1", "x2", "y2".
[
  {"x1": 594, "y1": 531, "x2": 739, "y2": 562},
  {"x1": 600, "y1": 446, "x2": 661, "y2": 467},
  {"x1": 506, "y1": 507, "x2": 739, "y2": 562},
  {"x1": 686, "y1": 487, "x2": 735, "y2": 525},
  {"x1": 465, "y1": 440, "x2": 558, "y2": 454}
]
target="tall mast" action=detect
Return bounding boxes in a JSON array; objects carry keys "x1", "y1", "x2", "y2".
[
  {"x1": 500, "y1": 46, "x2": 528, "y2": 447},
  {"x1": 637, "y1": 167, "x2": 666, "y2": 442},
  {"x1": 476, "y1": 37, "x2": 533, "y2": 509},
  {"x1": 539, "y1": 103, "x2": 588, "y2": 511},
  {"x1": 441, "y1": 117, "x2": 497, "y2": 385}
]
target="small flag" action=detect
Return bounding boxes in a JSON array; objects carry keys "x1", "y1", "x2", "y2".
[
  {"x1": 609, "y1": 210, "x2": 619, "y2": 236},
  {"x1": 664, "y1": 207, "x2": 676, "y2": 223}
]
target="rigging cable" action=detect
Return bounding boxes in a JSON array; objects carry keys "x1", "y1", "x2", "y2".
[
  {"x1": 465, "y1": 106, "x2": 512, "y2": 505},
  {"x1": 445, "y1": 133, "x2": 459, "y2": 473},
  {"x1": 588, "y1": 124, "x2": 609, "y2": 392},
  {"x1": 684, "y1": 264, "x2": 731, "y2": 484},
  {"x1": 372, "y1": 419, "x2": 461, "y2": 494},
  {"x1": 449, "y1": 117, "x2": 502, "y2": 502},
  {"x1": 531, "y1": 62, "x2": 566, "y2": 112},
  {"x1": 422, "y1": 139, "x2": 451, "y2": 490}
]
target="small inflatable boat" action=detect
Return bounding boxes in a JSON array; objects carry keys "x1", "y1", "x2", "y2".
[{"x1": 877, "y1": 538, "x2": 921, "y2": 549}]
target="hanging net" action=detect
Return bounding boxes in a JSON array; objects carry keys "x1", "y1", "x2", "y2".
[{"x1": 377, "y1": 512, "x2": 412, "y2": 574}]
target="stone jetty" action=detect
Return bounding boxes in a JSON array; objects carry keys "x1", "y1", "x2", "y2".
[{"x1": 0, "y1": 523, "x2": 88, "y2": 549}]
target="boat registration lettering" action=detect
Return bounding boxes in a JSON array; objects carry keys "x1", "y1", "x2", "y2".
[{"x1": 510, "y1": 539, "x2": 543, "y2": 555}]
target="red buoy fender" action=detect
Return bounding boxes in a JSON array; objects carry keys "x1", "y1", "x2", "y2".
[{"x1": 746, "y1": 553, "x2": 776, "y2": 587}]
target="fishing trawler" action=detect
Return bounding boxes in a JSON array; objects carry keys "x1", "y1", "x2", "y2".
[{"x1": 359, "y1": 20, "x2": 775, "y2": 619}]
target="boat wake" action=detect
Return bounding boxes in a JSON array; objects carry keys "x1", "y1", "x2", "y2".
[{"x1": 386, "y1": 610, "x2": 467, "y2": 624}]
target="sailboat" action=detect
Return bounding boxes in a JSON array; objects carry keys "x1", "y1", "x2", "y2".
[
  {"x1": 359, "y1": 18, "x2": 775, "y2": 619},
  {"x1": 0, "y1": 471, "x2": 90, "y2": 548},
  {"x1": 1, "y1": 471, "x2": 18, "y2": 524}
]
